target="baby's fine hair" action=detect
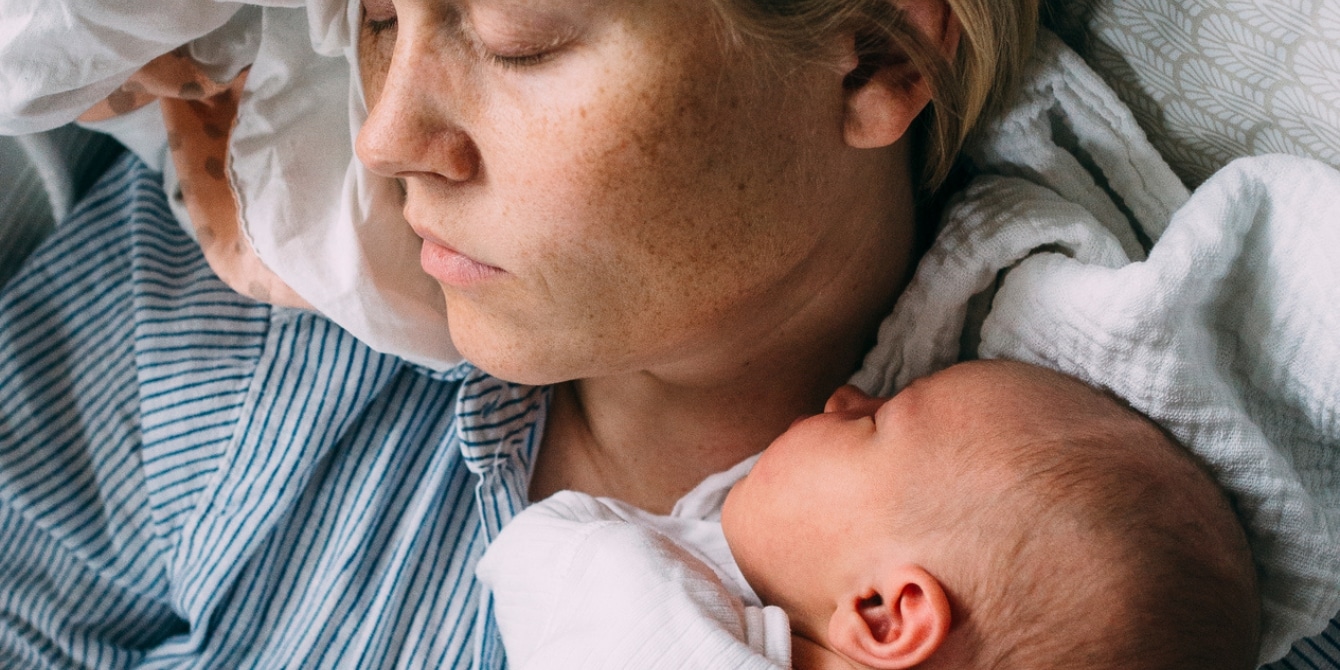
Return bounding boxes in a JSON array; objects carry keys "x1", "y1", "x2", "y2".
[
  {"x1": 933, "y1": 362, "x2": 1261, "y2": 670},
  {"x1": 705, "y1": 0, "x2": 1039, "y2": 190}
]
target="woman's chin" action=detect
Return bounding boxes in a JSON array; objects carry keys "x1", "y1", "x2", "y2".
[{"x1": 448, "y1": 324, "x2": 585, "y2": 387}]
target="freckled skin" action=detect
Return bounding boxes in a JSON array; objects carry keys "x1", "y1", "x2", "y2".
[{"x1": 356, "y1": 0, "x2": 915, "y2": 387}]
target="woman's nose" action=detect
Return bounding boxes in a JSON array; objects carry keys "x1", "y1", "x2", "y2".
[
  {"x1": 355, "y1": 26, "x2": 480, "y2": 183},
  {"x1": 824, "y1": 385, "x2": 885, "y2": 415}
]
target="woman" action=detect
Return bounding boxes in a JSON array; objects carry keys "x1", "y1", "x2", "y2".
[{"x1": 0, "y1": 0, "x2": 1032, "y2": 666}]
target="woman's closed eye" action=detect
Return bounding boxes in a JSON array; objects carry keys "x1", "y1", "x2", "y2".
[
  {"x1": 465, "y1": 8, "x2": 580, "y2": 70},
  {"x1": 468, "y1": 30, "x2": 574, "y2": 69},
  {"x1": 358, "y1": 0, "x2": 580, "y2": 69},
  {"x1": 362, "y1": 0, "x2": 397, "y2": 34},
  {"x1": 482, "y1": 46, "x2": 555, "y2": 69},
  {"x1": 366, "y1": 16, "x2": 398, "y2": 36}
]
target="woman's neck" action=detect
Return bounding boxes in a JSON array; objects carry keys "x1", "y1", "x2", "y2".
[
  {"x1": 529, "y1": 151, "x2": 920, "y2": 515},
  {"x1": 531, "y1": 346, "x2": 858, "y2": 514},
  {"x1": 529, "y1": 262, "x2": 911, "y2": 514}
]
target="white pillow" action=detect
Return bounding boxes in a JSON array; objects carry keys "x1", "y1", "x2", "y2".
[{"x1": 1050, "y1": 0, "x2": 1340, "y2": 186}]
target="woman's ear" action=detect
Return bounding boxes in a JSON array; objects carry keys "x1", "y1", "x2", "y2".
[
  {"x1": 826, "y1": 565, "x2": 951, "y2": 669},
  {"x1": 840, "y1": 0, "x2": 960, "y2": 149}
]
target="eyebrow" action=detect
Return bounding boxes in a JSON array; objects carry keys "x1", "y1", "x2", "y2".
[{"x1": 455, "y1": 1, "x2": 582, "y2": 43}]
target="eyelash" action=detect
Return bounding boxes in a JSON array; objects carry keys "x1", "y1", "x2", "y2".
[
  {"x1": 366, "y1": 16, "x2": 397, "y2": 36},
  {"x1": 362, "y1": 12, "x2": 556, "y2": 69},
  {"x1": 485, "y1": 51, "x2": 552, "y2": 69}
]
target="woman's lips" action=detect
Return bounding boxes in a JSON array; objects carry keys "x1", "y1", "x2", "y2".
[{"x1": 419, "y1": 239, "x2": 504, "y2": 287}]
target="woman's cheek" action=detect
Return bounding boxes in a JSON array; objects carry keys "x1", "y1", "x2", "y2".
[{"x1": 357, "y1": 28, "x2": 393, "y2": 105}]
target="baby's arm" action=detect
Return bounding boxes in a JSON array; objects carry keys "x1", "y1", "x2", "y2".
[{"x1": 138, "y1": 62, "x2": 310, "y2": 308}]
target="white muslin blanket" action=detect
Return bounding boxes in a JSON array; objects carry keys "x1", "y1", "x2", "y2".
[
  {"x1": 853, "y1": 33, "x2": 1340, "y2": 664},
  {"x1": 476, "y1": 460, "x2": 792, "y2": 670}
]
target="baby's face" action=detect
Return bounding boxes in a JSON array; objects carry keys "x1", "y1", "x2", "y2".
[{"x1": 722, "y1": 384, "x2": 948, "y2": 619}]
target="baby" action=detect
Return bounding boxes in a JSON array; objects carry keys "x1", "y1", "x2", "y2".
[{"x1": 478, "y1": 361, "x2": 1260, "y2": 669}]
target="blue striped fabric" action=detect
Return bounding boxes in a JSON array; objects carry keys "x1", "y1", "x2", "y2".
[
  {"x1": 1271, "y1": 622, "x2": 1340, "y2": 670},
  {"x1": 0, "y1": 154, "x2": 1336, "y2": 668},
  {"x1": 0, "y1": 154, "x2": 547, "y2": 669}
]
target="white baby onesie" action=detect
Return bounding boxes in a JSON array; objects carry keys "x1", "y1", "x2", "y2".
[{"x1": 476, "y1": 457, "x2": 791, "y2": 670}]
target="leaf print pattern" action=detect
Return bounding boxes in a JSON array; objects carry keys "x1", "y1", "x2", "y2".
[{"x1": 1051, "y1": 0, "x2": 1340, "y2": 186}]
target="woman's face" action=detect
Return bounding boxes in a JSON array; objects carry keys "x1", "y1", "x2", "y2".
[{"x1": 357, "y1": 0, "x2": 892, "y2": 384}]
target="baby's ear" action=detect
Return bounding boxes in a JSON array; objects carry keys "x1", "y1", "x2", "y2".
[
  {"x1": 839, "y1": 0, "x2": 960, "y2": 149},
  {"x1": 826, "y1": 564, "x2": 951, "y2": 669}
]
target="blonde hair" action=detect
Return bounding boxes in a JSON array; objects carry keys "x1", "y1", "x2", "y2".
[{"x1": 709, "y1": 0, "x2": 1039, "y2": 190}]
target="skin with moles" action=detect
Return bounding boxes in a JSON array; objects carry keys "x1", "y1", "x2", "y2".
[
  {"x1": 79, "y1": 51, "x2": 312, "y2": 309},
  {"x1": 356, "y1": 0, "x2": 942, "y2": 513}
]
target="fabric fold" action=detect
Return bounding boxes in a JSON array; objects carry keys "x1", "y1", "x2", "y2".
[{"x1": 853, "y1": 33, "x2": 1340, "y2": 664}]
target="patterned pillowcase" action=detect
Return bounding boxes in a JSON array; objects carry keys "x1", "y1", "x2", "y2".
[{"x1": 1047, "y1": 0, "x2": 1340, "y2": 186}]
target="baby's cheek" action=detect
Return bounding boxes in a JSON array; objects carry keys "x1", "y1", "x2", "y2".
[
  {"x1": 721, "y1": 483, "x2": 771, "y2": 577},
  {"x1": 721, "y1": 483, "x2": 745, "y2": 538}
]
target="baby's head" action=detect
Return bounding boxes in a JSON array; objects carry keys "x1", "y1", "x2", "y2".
[{"x1": 722, "y1": 360, "x2": 1259, "y2": 669}]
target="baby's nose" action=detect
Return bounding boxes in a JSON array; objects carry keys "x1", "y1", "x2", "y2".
[{"x1": 824, "y1": 385, "x2": 884, "y2": 415}]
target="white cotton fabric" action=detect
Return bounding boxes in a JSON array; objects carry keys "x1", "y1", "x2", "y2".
[
  {"x1": 476, "y1": 458, "x2": 793, "y2": 670},
  {"x1": 852, "y1": 33, "x2": 1340, "y2": 664},
  {"x1": 0, "y1": 1, "x2": 254, "y2": 135},
  {"x1": 0, "y1": 0, "x2": 462, "y2": 370},
  {"x1": 227, "y1": 3, "x2": 460, "y2": 370}
]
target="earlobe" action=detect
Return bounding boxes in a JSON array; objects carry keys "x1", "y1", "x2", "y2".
[
  {"x1": 842, "y1": 69, "x2": 927, "y2": 150},
  {"x1": 839, "y1": 0, "x2": 960, "y2": 149},
  {"x1": 827, "y1": 565, "x2": 951, "y2": 669}
]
